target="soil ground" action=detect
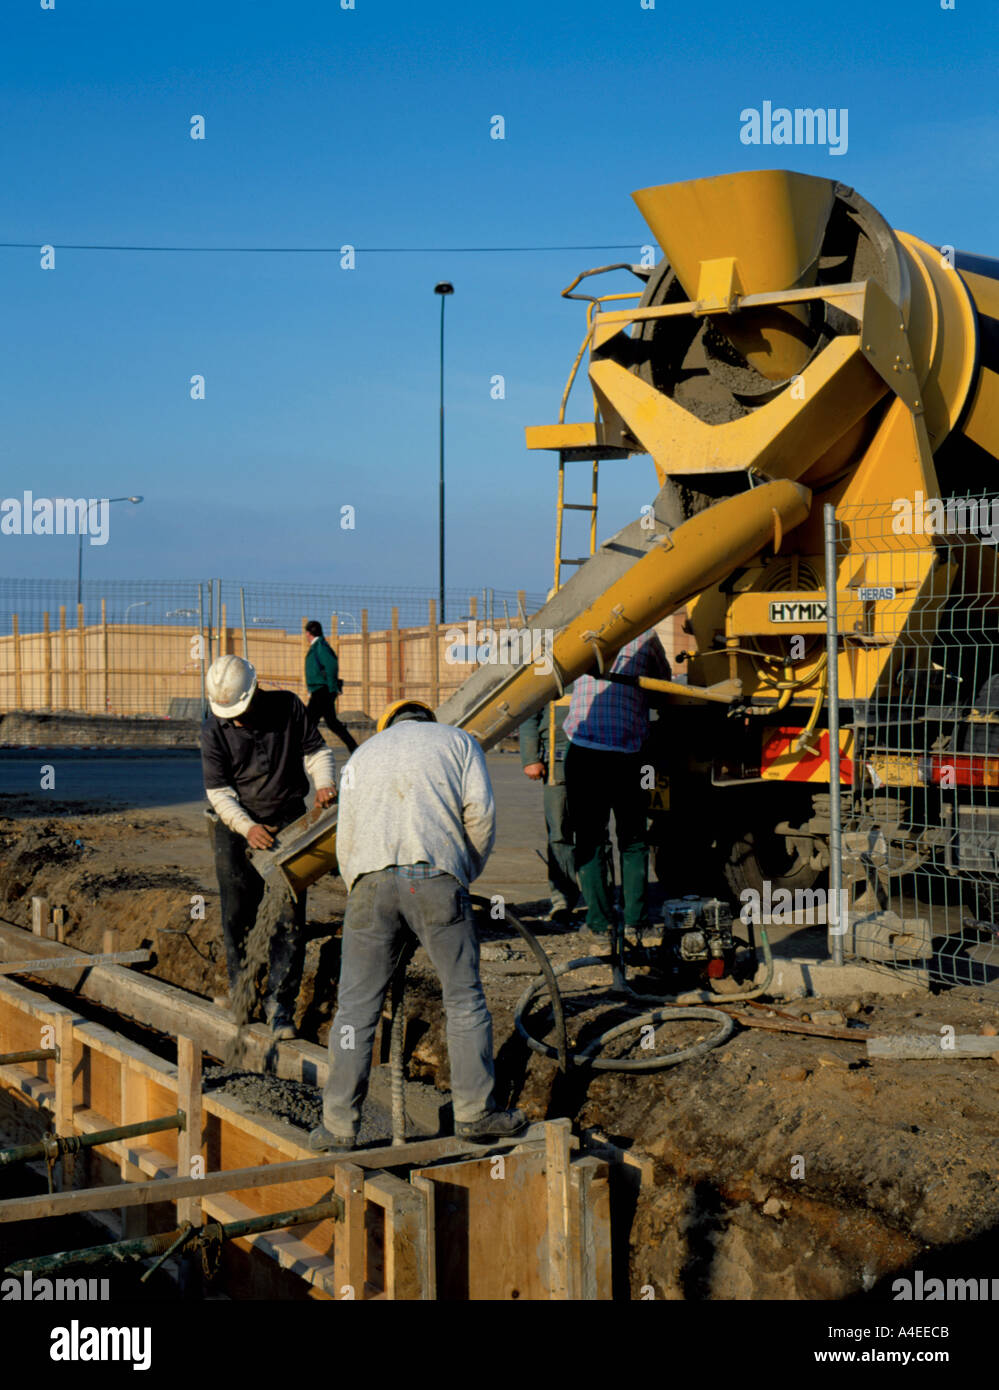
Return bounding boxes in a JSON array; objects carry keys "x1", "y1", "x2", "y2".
[{"x1": 2, "y1": 750, "x2": 999, "y2": 1298}]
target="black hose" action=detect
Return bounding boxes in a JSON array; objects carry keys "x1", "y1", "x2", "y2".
[{"x1": 470, "y1": 895, "x2": 570, "y2": 1074}]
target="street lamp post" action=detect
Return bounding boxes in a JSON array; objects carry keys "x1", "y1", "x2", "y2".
[
  {"x1": 124, "y1": 601, "x2": 150, "y2": 621},
  {"x1": 77, "y1": 496, "x2": 144, "y2": 607},
  {"x1": 434, "y1": 282, "x2": 454, "y2": 625}
]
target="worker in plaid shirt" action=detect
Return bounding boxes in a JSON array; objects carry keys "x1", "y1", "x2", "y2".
[{"x1": 563, "y1": 628, "x2": 670, "y2": 937}]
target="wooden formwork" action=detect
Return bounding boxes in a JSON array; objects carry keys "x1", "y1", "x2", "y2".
[{"x1": 0, "y1": 975, "x2": 612, "y2": 1299}]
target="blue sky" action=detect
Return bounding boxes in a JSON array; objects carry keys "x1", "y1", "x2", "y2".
[{"x1": 2, "y1": 0, "x2": 996, "y2": 595}]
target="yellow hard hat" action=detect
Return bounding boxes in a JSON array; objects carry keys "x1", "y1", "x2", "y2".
[{"x1": 376, "y1": 699, "x2": 436, "y2": 733}]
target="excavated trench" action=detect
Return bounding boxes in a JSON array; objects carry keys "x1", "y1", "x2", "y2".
[{"x1": 4, "y1": 802, "x2": 999, "y2": 1299}]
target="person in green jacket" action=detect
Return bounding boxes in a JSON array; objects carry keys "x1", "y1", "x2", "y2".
[
  {"x1": 519, "y1": 693, "x2": 580, "y2": 925},
  {"x1": 304, "y1": 620, "x2": 358, "y2": 753}
]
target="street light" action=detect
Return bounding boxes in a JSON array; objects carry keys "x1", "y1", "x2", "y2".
[
  {"x1": 124, "y1": 601, "x2": 150, "y2": 621},
  {"x1": 77, "y1": 496, "x2": 143, "y2": 606},
  {"x1": 434, "y1": 282, "x2": 454, "y2": 624},
  {"x1": 333, "y1": 611, "x2": 358, "y2": 634}
]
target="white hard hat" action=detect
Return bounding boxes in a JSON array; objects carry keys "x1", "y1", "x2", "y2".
[{"x1": 206, "y1": 655, "x2": 258, "y2": 719}]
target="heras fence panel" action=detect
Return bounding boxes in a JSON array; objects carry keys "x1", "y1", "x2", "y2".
[{"x1": 829, "y1": 494, "x2": 999, "y2": 989}]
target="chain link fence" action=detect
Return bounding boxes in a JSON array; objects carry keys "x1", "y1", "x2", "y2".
[
  {"x1": 828, "y1": 495, "x2": 999, "y2": 988},
  {"x1": 0, "y1": 577, "x2": 546, "y2": 730}
]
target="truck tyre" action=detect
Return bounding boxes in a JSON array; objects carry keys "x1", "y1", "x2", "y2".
[{"x1": 718, "y1": 788, "x2": 823, "y2": 899}]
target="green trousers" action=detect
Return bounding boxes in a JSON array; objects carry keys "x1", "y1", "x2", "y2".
[{"x1": 564, "y1": 742, "x2": 650, "y2": 932}]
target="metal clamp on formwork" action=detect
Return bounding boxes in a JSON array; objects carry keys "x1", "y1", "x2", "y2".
[
  {"x1": 0, "y1": 1111, "x2": 186, "y2": 1169},
  {"x1": 0, "y1": 1048, "x2": 58, "y2": 1066},
  {"x1": 5, "y1": 1198, "x2": 344, "y2": 1281}
]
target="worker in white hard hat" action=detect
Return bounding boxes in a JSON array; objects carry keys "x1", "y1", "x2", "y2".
[
  {"x1": 200, "y1": 655, "x2": 337, "y2": 1039},
  {"x1": 309, "y1": 698, "x2": 527, "y2": 1151}
]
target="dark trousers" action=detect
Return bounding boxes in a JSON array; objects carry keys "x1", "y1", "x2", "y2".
[
  {"x1": 212, "y1": 811, "x2": 307, "y2": 1020},
  {"x1": 564, "y1": 742, "x2": 650, "y2": 931},
  {"x1": 307, "y1": 688, "x2": 358, "y2": 754},
  {"x1": 542, "y1": 778, "x2": 578, "y2": 910}
]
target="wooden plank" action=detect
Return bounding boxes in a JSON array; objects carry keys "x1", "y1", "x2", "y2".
[
  {"x1": 77, "y1": 602, "x2": 87, "y2": 711},
  {"x1": 364, "y1": 1171, "x2": 430, "y2": 1300},
  {"x1": 570, "y1": 1157, "x2": 612, "y2": 1301},
  {"x1": 176, "y1": 1036, "x2": 203, "y2": 1225},
  {"x1": 412, "y1": 1145, "x2": 550, "y2": 1300},
  {"x1": 203, "y1": 1190, "x2": 336, "y2": 1297},
  {"x1": 101, "y1": 597, "x2": 109, "y2": 712},
  {"x1": 52, "y1": 908, "x2": 68, "y2": 945},
  {"x1": 545, "y1": 1118, "x2": 572, "y2": 1300},
  {"x1": 0, "y1": 948, "x2": 151, "y2": 976},
  {"x1": 53, "y1": 1012, "x2": 76, "y2": 1190},
  {"x1": 42, "y1": 611, "x2": 52, "y2": 710},
  {"x1": 409, "y1": 1173, "x2": 437, "y2": 1299},
  {"x1": 867, "y1": 1034, "x2": 999, "y2": 1060},
  {"x1": 427, "y1": 600, "x2": 440, "y2": 708},
  {"x1": 59, "y1": 605, "x2": 68, "y2": 709},
  {"x1": 0, "y1": 1137, "x2": 471, "y2": 1224},
  {"x1": 360, "y1": 609, "x2": 370, "y2": 718},
  {"x1": 30, "y1": 898, "x2": 49, "y2": 938},
  {"x1": 334, "y1": 1162, "x2": 366, "y2": 1300},
  {"x1": 12, "y1": 613, "x2": 22, "y2": 707},
  {"x1": 0, "y1": 921, "x2": 242, "y2": 1061}
]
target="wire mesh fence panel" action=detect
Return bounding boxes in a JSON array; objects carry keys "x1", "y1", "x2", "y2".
[
  {"x1": 0, "y1": 578, "x2": 545, "y2": 725},
  {"x1": 831, "y1": 495, "x2": 999, "y2": 989}
]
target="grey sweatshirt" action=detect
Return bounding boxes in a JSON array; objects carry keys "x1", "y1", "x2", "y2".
[{"x1": 335, "y1": 721, "x2": 496, "y2": 891}]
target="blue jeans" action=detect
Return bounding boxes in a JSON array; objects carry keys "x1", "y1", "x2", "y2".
[{"x1": 323, "y1": 869, "x2": 496, "y2": 1134}]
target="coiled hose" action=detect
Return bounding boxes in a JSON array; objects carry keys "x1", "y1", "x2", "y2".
[{"x1": 473, "y1": 896, "x2": 773, "y2": 1074}]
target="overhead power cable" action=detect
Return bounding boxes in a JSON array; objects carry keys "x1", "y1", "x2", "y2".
[{"x1": 0, "y1": 240, "x2": 644, "y2": 255}]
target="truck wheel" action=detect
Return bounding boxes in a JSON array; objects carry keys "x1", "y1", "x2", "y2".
[{"x1": 719, "y1": 789, "x2": 823, "y2": 898}]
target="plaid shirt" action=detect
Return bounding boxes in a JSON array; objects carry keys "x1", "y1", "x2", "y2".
[{"x1": 563, "y1": 631, "x2": 670, "y2": 754}]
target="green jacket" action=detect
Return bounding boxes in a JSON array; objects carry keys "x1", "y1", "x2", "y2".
[
  {"x1": 305, "y1": 637, "x2": 340, "y2": 695},
  {"x1": 519, "y1": 699, "x2": 569, "y2": 777}
]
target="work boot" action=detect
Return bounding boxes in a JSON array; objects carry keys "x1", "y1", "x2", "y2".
[
  {"x1": 455, "y1": 1108, "x2": 529, "y2": 1142},
  {"x1": 308, "y1": 1125, "x2": 355, "y2": 1153}
]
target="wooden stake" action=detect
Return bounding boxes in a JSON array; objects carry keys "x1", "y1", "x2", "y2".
[
  {"x1": 59, "y1": 605, "x2": 68, "y2": 710},
  {"x1": 31, "y1": 897, "x2": 50, "y2": 938},
  {"x1": 428, "y1": 600, "x2": 439, "y2": 708},
  {"x1": 52, "y1": 908, "x2": 68, "y2": 944},
  {"x1": 334, "y1": 1162, "x2": 366, "y2": 1299},
  {"x1": 389, "y1": 606, "x2": 401, "y2": 703},
  {"x1": 545, "y1": 1118, "x2": 572, "y2": 1300},
  {"x1": 360, "y1": 609, "x2": 370, "y2": 720},
  {"x1": 12, "y1": 614, "x2": 23, "y2": 707},
  {"x1": 176, "y1": 1036, "x2": 203, "y2": 1226},
  {"x1": 54, "y1": 1013, "x2": 76, "y2": 1190},
  {"x1": 101, "y1": 598, "x2": 109, "y2": 713},
  {"x1": 77, "y1": 602, "x2": 87, "y2": 712},
  {"x1": 42, "y1": 611, "x2": 52, "y2": 710}
]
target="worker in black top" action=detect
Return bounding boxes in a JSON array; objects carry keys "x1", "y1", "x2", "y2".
[
  {"x1": 201, "y1": 655, "x2": 337, "y2": 1038},
  {"x1": 304, "y1": 620, "x2": 358, "y2": 753}
]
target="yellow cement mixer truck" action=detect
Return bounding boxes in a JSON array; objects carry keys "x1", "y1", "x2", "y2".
[
  {"x1": 435, "y1": 168, "x2": 999, "y2": 910},
  {"x1": 265, "y1": 169, "x2": 999, "y2": 926}
]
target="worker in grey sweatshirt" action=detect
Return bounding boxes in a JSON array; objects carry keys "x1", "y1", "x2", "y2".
[{"x1": 310, "y1": 698, "x2": 527, "y2": 1151}]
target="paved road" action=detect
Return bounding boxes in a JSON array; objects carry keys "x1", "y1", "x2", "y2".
[{"x1": 0, "y1": 748, "x2": 552, "y2": 903}]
